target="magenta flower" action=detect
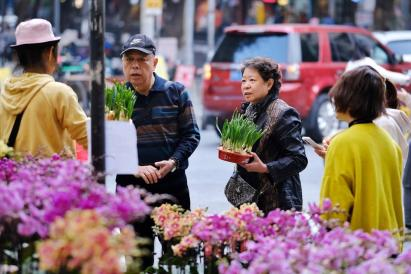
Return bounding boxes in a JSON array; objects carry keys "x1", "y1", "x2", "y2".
[
  {"x1": 192, "y1": 215, "x2": 236, "y2": 245},
  {"x1": 0, "y1": 156, "x2": 153, "y2": 238}
]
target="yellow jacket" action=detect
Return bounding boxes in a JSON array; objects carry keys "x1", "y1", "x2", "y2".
[
  {"x1": 320, "y1": 123, "x2": 403, "y2": 237},
  {"x1": 0, "y1": 73, "x2": 88, "y2": 157}
]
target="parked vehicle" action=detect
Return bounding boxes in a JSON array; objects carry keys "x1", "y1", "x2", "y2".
[
  {"x1": 202, "y1": 24, "x2": 411, "y2": 141},
  {"x1": 373, "y1": 31, "x2": 411, "y2": 63}
]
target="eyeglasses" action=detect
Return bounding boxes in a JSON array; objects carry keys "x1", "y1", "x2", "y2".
[{"x1": 123, "y1": 55, "x2": 152, "y2": 65}]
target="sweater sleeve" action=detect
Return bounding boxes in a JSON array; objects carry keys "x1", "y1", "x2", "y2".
[
  {"x1": 170, "y1": 88, "x2": 200, "y2": 167},
  {"x1": 53, "y1": 85, "x2": 88, "y2": 149},
  {"x1": 320, "y1": 140, "x2": 354, "y2": 223}
]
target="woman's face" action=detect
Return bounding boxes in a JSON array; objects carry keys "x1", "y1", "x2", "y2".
[{"x1": 241, "y1": 67, "x2": 273, "y2": 104}]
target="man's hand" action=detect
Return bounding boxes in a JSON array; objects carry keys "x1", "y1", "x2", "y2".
[
  {"x1": 135, "y1": 165, "x2": 162, "y2": 184},
  {"x1": 239, "y1": 152, "x2": 268, "y2": 173},
  {"x1": 155, "y1": 159, "x2": 176, "y2": 178}
]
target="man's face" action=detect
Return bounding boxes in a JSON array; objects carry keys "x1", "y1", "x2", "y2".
[{"x1": 122, "y1": 51, "x2": 158, "y2": 91}]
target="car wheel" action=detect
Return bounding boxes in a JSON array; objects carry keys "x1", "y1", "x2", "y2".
[{"x1": 304, "y1": 94, "x2": 340, "y2": 142}]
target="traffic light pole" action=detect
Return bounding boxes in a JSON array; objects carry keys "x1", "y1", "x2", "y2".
[{"x1": 90, "y1": 0, "x2": 106, "y2": 184}]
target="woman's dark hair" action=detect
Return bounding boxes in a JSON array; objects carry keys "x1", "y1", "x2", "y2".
[
  {"x1": 384, "y1": 79, "x2": 399, "y2": 109},
  {"x1": 330, "y1": 65, "x2": 385, "y2": 120},
  {"x1": 241, "y1": 57, "x2": 282, "y2": 96},
  {"x1": 14, "y1": 41, "x2": 58, "y2": 69}
]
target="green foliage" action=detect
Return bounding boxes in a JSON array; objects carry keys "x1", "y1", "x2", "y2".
[
  {"x1": 105, "y1": 83, "x2": 137, "y2": 121},
  {"x1": 219, "y1": 112, "x2": 264, "y2": 153}
]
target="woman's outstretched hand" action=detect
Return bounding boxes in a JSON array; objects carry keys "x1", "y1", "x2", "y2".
[
  {"x1": 239, "y1": 152, "x2": 269, "y2": 173},
  {"x1": 314, "y1": 146, "x2": 328, "y2": 158},
  {"x1": 313, "y1": 129, "x2": 342, "y2": 159}
]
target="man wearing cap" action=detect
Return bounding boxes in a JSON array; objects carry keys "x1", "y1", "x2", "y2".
[
  {"x1": 0, "y1": 18, "x2": 88, "y2": 157},
  {"x1": 116, "y1": 34, "x2": 200, "y2": 268}
]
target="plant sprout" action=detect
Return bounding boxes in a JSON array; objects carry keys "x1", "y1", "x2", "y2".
[
  {"x1": 218, "y1": 112, "x2": 264, "y2": 154},
  {"x1": 105, "y1": 83, "x2": 137, "y2": 121}
]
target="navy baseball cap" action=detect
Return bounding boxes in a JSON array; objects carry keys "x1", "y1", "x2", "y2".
[{"x1": 120, "y1": 34, "x2": 156, "y2": 56}]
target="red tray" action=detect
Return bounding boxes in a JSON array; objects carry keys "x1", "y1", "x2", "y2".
[{"x1": 218, "y1": 147, "x2": 252, "y2": 164}]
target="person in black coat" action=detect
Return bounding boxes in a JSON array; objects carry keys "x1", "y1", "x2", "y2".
[{"x1": 237, "y1": 57, "x2": 308, "y2": 213}]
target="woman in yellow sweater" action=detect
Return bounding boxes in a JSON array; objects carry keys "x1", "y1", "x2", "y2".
[
  {"x1": 320, "y1": 66, "x2": 403, "y2": 238},
  {"x1": 0, "y1": 19, "x2": 87, "y2": 157}
]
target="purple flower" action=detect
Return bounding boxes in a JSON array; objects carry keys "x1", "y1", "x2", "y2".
[
  {"x1": 308, "y1": 202, "x2": 321, "y2": 215},
  {"x1": 0, "y1": 184, "x2": 24, "y2": 218},
  {"x1": 192, "y1": 215, "x2": 236, "y2": 245},
  {"x1": 219, "y1": 202, "x2": 403, "y2": 273},
  {"x1": 0, "y1": 157, "x2": 153, "y2": 238},
  {"x1": 347, "y1": 258, "x2": 397, "y2": 274},
  {"x1": 322, "y1": 198, "x2": 332, "y2": 211}
]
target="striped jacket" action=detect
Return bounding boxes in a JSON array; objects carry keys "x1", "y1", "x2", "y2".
[{"x1": 126, "y1": 73, "x2": 200, "y2": 170}]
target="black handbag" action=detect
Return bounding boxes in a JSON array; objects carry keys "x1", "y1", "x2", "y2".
[{"x1": 224, "y1": 170, "x2": 259, "y2": 207}]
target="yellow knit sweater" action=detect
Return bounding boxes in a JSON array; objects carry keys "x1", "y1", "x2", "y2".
[
  {"x1": 320, "y1": 123, "x2": 403, "y2": 237},
  {"x1": 0, "y1": 73, "x2": 88, "y2": 157}
]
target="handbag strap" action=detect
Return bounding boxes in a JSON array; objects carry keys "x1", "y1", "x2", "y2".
[
  {"x1": 233, "y1": 165, "x2": 239, "y2": 177},
  {"x1": 7, "y1": 111, "x2": 24, "y2": 148},
  {"x1": 6, "y1": 81, "x2": 51, "y2": 148}
]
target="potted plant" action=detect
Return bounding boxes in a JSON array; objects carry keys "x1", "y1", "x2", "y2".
[
  {"x1": 217, "y1": 112, "x2": 264, "y2": 164},
  {"x1": 105, "y1": 82, "x2": 136, "y2": 121},
  {"x1": 86, "y1": 82, "x2": 139, "y2": 175}
]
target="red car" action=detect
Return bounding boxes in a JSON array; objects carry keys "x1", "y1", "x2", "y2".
[{"x1": 202, "y1": 24, "x2": 411, "y2": 141}]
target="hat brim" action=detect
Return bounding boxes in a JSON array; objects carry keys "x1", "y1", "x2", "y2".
[
  {"x1": 120, "y1": 47, "x2": 154, "y2": 56},
  {"x1": 10, "y1": 37, "x2": 61, "y2": 48}
]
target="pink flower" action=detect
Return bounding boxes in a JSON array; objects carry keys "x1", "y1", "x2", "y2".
[
  {"x1": 192, "y1": 215, "x2": 236, "y2": 245},
  {"x1": 0, "y1": 157, "x2": 153, "y2": 238},
  {"x1": 37, "y1": 210, "x2": 142, "y2": 274},
  {"x1": 321, "y1": 198, "x2": 332, "y2": 211}
]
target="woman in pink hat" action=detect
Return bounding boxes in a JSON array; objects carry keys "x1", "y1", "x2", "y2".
[{"x1": 0, "y1": 18, "x2": 88, "y2": 157}]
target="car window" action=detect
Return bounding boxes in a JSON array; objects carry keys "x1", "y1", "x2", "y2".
[
  {"x1": 387, "y1": 40, "x2": 411, "y2": 56},
  {"x1": 300, "y1": 33, "x2": 319, "y2": 62},
  {"x1": 352, "y1": 34, "x2": 389, "y2": 64},
  {"x1": 329, "y1": 33, "x2": 356, "y2": 62},
  {"x1": 212, "y1": 33, "x2": 289, "y2": 63}
]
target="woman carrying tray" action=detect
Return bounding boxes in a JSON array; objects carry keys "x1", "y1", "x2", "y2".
[{"x1": 231, "y1": 57, "x2": 307, "y2": 213}]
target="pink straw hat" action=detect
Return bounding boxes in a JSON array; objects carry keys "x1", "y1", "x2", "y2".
[{"x1": 11, "y1": 18, "x2": 60, "y2": 48}]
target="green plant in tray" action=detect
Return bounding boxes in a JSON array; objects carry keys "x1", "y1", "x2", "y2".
[
  {"x1": 105, "y1": 83, "x2": 137, "y2": 121},
  {"x1": 218, "y1": 112, "x2": 264, "y2": 154}
]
